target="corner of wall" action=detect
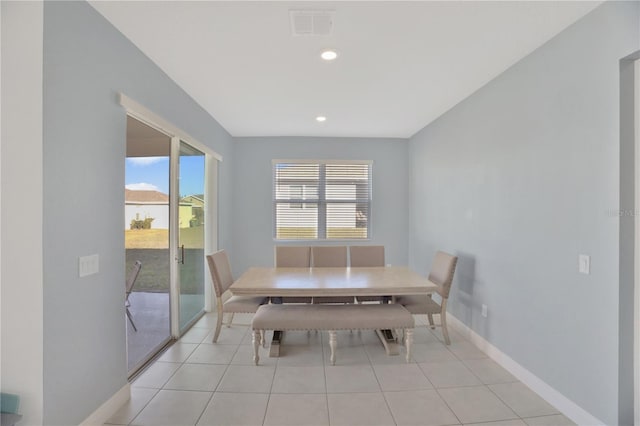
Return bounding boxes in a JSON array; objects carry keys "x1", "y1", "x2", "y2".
[{"x1": 0, "y1": 1, "x2": 45, "y2": 425}]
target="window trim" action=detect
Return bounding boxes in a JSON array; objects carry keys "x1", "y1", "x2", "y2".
[{"x1": 272, "y1": 159, "x2": 373, "y2": 241}]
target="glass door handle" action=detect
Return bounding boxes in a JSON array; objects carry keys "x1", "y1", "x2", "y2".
[{"x1": 180, "y1": 245, "x2": 185, "y2": 264}]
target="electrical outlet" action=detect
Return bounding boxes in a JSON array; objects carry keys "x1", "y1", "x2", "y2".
[
  {"x1": 481, "y1": 304, "x2": 488, "y2": 318},
  {"x1": 79, "y1": 254, "x2": 99, "y2": 277}
]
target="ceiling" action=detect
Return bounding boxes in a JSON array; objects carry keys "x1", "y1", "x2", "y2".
[{"x1": 90, "y1": 1, "x2": 601, "y2": 139}]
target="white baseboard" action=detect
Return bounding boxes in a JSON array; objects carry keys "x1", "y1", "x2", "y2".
[
  {"x1": 447, "y1": 314, "x2": 604, "y2": 426},
  {"x1": 80, "y1": 383, "x2": 130, "y2": 426}
]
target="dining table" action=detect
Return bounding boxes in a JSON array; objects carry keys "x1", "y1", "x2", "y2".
[{"x1": 230, "y1": 266, "x2": 438, "y2": 357}]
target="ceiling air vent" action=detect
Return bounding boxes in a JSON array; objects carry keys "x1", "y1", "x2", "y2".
[{"x1": 290, "y1": 10, "x2": 334, "y2": 36}]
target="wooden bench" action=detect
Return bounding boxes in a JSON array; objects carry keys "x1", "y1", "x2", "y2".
[{"x1": 251, "y1": 303, "x2": 414, "y2": 365}]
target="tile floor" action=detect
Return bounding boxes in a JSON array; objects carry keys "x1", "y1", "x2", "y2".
[{"x1": 106, "y1": 313, "x2": 575, "y2": 426}]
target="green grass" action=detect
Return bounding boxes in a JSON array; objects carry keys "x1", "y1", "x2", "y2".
[
  {"x1": 277, "y1": 227, "x2": 368, "y2": 239},
  {"x1": 125, "y1": 226, "x2": 204, "y2": 249},
  {"x1": 126, "y1": 248, "x2": 169, "y2": 292},
  {"x1": 125, "y1": 227, "x2": 205, "y2": 293}
]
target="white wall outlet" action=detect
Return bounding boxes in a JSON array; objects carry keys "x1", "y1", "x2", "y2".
[
  {"x1": 481, "y1": 304, "x2": 488, "y2": 318},
  {"x1": 578, "y1": 254, "x2": 590, "y2": 275},
  {"x1": 79, "y1": 254, "x2": 99, "y2": 277}
]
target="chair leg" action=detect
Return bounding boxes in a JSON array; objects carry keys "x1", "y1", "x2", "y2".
[
  {"x1": 427, "y1": 313, "x2": 435, "y2": 329},
  {"x1": 226, "y1": 312, "x2": 235, "y2": 328},
  {"x1": 212, "y1": 309, "x2": 223, "y2": 343},
  {"x1": 261, "y1": 330, "x2": 266, "y2": 348},
  {"x1": 126, "y1": 307, "x2": 137, "y2": 332},
  {"x1": 441, "y1": 311, "x2": 450, "y2": 345}
]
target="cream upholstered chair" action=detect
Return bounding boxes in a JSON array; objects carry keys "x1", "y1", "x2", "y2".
[
  {"x1": 275, "y1": 246, "x2": 311, "y2": 268},
  {"x1": 312, "y1": 246, "x2": 354, "y2": 304},
  {"x1": 274, "y1": 246, "x2": 312, "y2": 303},
  {"x1": 312, "y1": 245, "x2": 348, "y2": 267},
  {"x1": 125, "y1": 260, "x2": 142, "y2": 332},
  {"x1": 396, "y1": 251, "x2": 458, "y2": 345},
  {"x1": 207, "y1": 250, "x2": 268, "y2": 343},
  {"x1": 350, "y1": 245, "x2": 385, "y2": 267},
  {"x1": 350, "y1": 246, "x2": 385, "y2": 303}
]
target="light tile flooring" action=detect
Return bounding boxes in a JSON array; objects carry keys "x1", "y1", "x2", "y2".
[{"x1": 106, "y1": 313, "x2": 575, "y2": 426}]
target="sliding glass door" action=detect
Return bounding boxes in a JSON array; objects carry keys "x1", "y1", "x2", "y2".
[
  {"x1": 125, "y1": 117, "x2": 172, "y2": 375},
  {"x1": 176, "y1": 141, "x2": 206, "y2": 331},
  {"x1": 125, "y1": 119, "x2": 211, "y2": 375}
]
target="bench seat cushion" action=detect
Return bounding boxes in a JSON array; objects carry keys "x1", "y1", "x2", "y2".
[{"x1": 252, "y1": 303, "x2": 414, "y2": 331}]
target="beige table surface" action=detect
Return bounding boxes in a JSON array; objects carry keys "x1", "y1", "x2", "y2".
[{"x1": 230, "y1": 266, "x2": 437, "y2": 297}]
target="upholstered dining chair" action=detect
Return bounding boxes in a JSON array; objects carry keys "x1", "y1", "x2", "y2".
[
  {"x1": 311, "y1": 246, "x2": 354, "y2": 304},
  {"x1": 395, "y1": 251, "x2": 458, "y2": 345},
  {"x1": 125, "y1": 260, "x2": 142, "y2": 332},
  {"x1": 350, "y1": 245, "x2": 385, "y2": 303},
  {"x1": 274, "y1": 246, "x2": 312, "y2": 303},
  {"x1": 312, "y1": 245, "x2": 348, "y2": 267},
  {"x1": 206, "y1": 250, "x2": 268, "y2": 343}
]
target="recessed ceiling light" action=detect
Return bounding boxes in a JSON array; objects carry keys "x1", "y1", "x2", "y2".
[
  {"x1": 316, "y1": 116, "x2": 327, "y2": 122},
  {"x1": 320, "y1": 49, "x2": 338, "y2": 61}
]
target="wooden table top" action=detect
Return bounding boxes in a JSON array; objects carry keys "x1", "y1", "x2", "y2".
[{"x1": 230, "y1": 266, "x2": 437, "y2": 297}]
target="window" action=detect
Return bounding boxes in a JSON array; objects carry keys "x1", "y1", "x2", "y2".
[{"x1": 273, "y1": 160, "x2": 372, "y2": 240}]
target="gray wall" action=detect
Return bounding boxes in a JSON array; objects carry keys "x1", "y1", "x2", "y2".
[
  {"x1": 42, "y1": 2, "x2": 234, "y2": 424},
  {"x1": 1, "y1": 2, "x2": 44, "y2": 425},
  {"x1": 407, "y1": 2, "x2": 639, "y2": 425},
  {"x1": 232, "y1": 137, "x2": 408, "y2": 275}
]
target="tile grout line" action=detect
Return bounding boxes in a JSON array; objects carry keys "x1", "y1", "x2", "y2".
[
  {"x1": 484, "y1": 381, "x2": 541, "y2": 422},
  {"x1": 190, "y1": 330, "x2": 242, "y2": 426},
  {"x1": 124, "y1": 315, "x2": 565, "y2": 426},
  {"x1": 367, "y1": 339, "x2": 399, "y2": 426},
  {"x1": 320, "y1": 331, "x2": 332, "y2": 426}
]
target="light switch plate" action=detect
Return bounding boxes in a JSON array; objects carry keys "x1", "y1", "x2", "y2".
[
  {"x1": 79, "y1": 254, "x2": 99, "y2": 277},
  {"x1": 579, "y1": 254, "x2": 590, "y2": 275},
  {"x1": 481, "y1": 304, "x2": 488, "y2": 318}
]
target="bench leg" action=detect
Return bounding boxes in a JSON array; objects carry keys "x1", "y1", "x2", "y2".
[
  {"x1": 329, "y1": 330, "x2": 337, "y2": 366},
  {"x1": 405, "y1": 328, "x2": 413, "y2": 363},
  {"x1": 253, "y1": 330, "x2": 261, "y2": 365}
]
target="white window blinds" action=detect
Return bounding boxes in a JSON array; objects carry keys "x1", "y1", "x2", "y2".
[{"x1": 273, "y1": 161, "x2": 372, "y2": 240}]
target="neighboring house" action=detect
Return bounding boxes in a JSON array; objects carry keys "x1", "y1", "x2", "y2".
[
  {"x1": 180, "y1": 194, "x2": 204, "y2": 227},
  {"x1": 124, "y1": 189, "x2": 169, "y2": 230}
]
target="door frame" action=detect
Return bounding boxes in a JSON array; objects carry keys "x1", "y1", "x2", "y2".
[
  {"x1": 120, "y1": 93, "x2": 221, "y2": 339},
  {"x1": 635, "y1": 58, "x2": 640, "y2": 426}
]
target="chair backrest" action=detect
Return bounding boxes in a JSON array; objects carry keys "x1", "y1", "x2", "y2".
[
  {"x1": 275, "y1": 246, "x2": 311, "y2": 267},
  {"x1": 349, "y1": 245, "x2": 385, "y2": 267},
  {"x1": 206, "y1": 250, "x2": 235, "y2": 298},
  {"x1": 125, "y1": 260, "x2": 142, "y2": 297},
  {"x1": 429, "y1": 251, "x2": 458, "y2": 298},
  {"x1": 312, "y1": 246, "x2": 348, "y2": 267}
]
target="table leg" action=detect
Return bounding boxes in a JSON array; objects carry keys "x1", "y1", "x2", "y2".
[
  {"x1": 375, "y1": 329, "x2": 401, "y2": 356},
  {"x1": 269, "y1": 330, "x2": 282, "y2": 357},
  {"x1": 375, "y1": 296, "x2": 402, "y2": 356}
]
